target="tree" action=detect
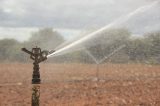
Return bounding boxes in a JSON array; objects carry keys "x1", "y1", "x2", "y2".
[
  {"x1": 144, "y1": 32, "x2": 160, "y2": 63},
  {"x1": 125, "y1": 38, "x2": 150, "y2": 62},
  {"x1": 27, "y1": 28, "x2": 65, "y2": 50},
  {"x1": 145, "y1": 32, "x2": 160, "y2": 56},
  {"x1": 0, "y1": 39, "x2": 22, "y2": 62}
]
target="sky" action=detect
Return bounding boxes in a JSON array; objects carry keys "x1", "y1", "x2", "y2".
[{"x1": 0, "y1": 0, "x2": 159, "y2": 41}]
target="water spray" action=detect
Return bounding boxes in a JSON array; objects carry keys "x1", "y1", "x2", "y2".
[
  {"x1": 22, "y1": 47, "x2": 55, "y2": 106},
  {"x1": 47, "y1": 1, "x2": 158, "y2": 57},
  {"x1": 86, "y1": 45, "x2": 126, "y2": 81}
]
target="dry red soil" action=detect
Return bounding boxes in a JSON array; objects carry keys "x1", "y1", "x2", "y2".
[{"x1": 0, "y1": 63, "x2": 160, "y2": 106}]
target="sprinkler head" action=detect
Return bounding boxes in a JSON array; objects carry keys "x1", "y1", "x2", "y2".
[
  {"x1": 21, "y1": 47, "x2": 55, "y2": 84},
  {"x1": 22, "y1": 47, "x2": 55, "y2": 63}
]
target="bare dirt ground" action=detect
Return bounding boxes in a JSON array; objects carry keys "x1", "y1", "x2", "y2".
[{"x1": 0, "y1": 63, "x2": 160, "y2": 106}]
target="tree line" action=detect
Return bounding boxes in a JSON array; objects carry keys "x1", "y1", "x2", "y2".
[{"x1": 0, "y1": 28, "x2": 159, "y2": 64}]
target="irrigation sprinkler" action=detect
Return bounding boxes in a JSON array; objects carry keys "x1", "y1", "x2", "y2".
[
  {"x1": 22, "y1": 47, "x2": 54, "y2": 84},
  {"x1": 86, "y1": 45, "x2": 126, "y2": 82},
  {"x1": 22, "y1": 46, "x2": 55, "y2": 106}
]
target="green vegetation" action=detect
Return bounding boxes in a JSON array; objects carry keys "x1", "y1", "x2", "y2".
[{"x1": 0, "y1": 28, "x2": 159, "y2": 64}]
